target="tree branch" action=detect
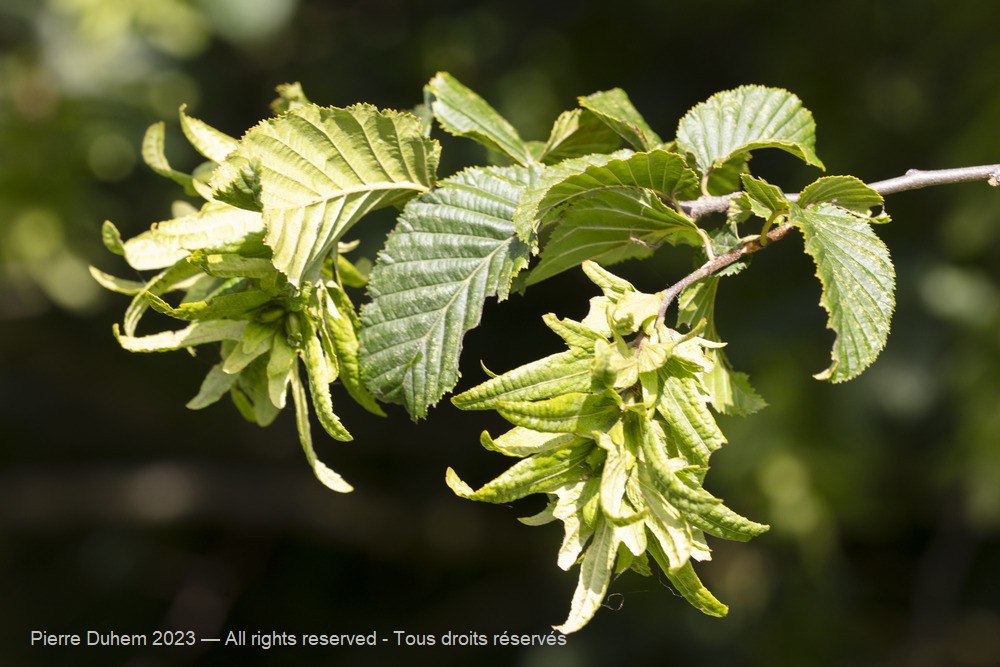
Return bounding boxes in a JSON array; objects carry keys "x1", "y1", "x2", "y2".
[
  {"x1": 677, "y1": 163, "x2": 1000, "y2": 219},
  {"x1": 867, "y1": 164, "x2": 1000, "y2": 195},
  {"x1": 661, "y1": 164, "x2": 1000, "y2": 320}
]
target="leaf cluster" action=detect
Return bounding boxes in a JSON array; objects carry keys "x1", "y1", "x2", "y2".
[
  {"x1": 448, "y1": 262, "x2": 768, "y2": 631},
  {"x1": 94, "y1": 96, "x2": 434, "y2": 492},
  {"x1": 95, "y1": 73, "x2": 898, "y2": 631}
]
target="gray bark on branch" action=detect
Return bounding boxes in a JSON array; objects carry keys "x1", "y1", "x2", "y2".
[
  {"x1": 660, "y1": 164, "x2": 1000, "y2": 319},
  {"x1": 677, "y1": 164, "x2": 1000, "y2": 219}
]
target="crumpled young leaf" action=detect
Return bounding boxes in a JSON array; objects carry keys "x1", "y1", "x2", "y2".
[
  {"x1": 94, "y1": 89, "x2": 396, "y2": 494},
  {"x1": 449, "y1": 261, "x2": 768, "y2": 632}
]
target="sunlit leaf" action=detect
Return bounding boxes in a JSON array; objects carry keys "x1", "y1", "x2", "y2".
[
  {"x1": 266, "y1": 331, "x2": 297, "y2": 409},
  {"x1": 144, "y1": 289, "x2": 273, "y2": 322},
  {"x1": 496, "y1": 393, "x2": 620, "y2": 435},
  {"x1": 101, "y1": 220, "x2": 125, "y2": 256},
  {"x1": 676, "y1": 85, "x2": 824, "y2": 173},
  {"x1": 676, "y1": 277, "x2": 767, "y2": 415},
  {"x1": 179, "y1": 104, "x2": 239, "y2": 163},
  {"x1": 481, "y1": 427, "x2": 582, "y2": 457},
  {"x1": 797, "y1": 175, "x2": 883, "y2": 214},
  {"x1": 741, "y1": 174, "x2": 789, "y2": 219},
  {"x1": 445, "y1": 440, "x2": 594, "y2": 504},
  {"x1": 789, "y1": 203, "x2": 895, "y2": 382},
  {"x1": 520, "y1": 150, "x2": 699, "y2": 241},
  {"x1": 360, "y1": 166, "x2": 532, "y2": 419},
  {"x1": 647, "y1": 547, "x2": 728, "y2": 617},
  {"x1": 513, "y1": 150, "x2": 631, "y2": 244},
  {"x1": 427, "y1": 72, "x2": 532, "y2": 166},
  {"x1": 289, "y1": 371, "x2": 353, "y2": 493},
  {"x1": 555, "y1": 517, "x2": 618, "y2": 633},
  {"x1": 451, "y1": 350, "x2": 593, "y2": 410},
  {"x1": 654, "y1": 360, "x2": 726, "y2": 467},
  {"x1": 88, "y1": 266, "x2": 144, "y2": 295},
  {"x1": 526, "y1": 188, "x2": 703, "y2": 285},
  {"x1": 121, "y1": 202, "x2": 264, "y2": 271},
  {"x1": 142, "y1": 121, "x2": 196, "y2": 195},
  {"x1": 214, "y1": 104, "x2": 440, "y2": 286},
  {"x1": 186, "y1": 363, "x2": 238, "y2": 410},
  {"x1": 321, "y1": 283, "x2": 385, "y2": 416},
  {"x1": 113, "y1": 320, "x2": 247, "y2": 352},
  {"x1": 539, "y1": 108, "x2": 623, "y2": 164},
  {"x1": 579, "y1": 88, "x2": 663, "y2": 150}
]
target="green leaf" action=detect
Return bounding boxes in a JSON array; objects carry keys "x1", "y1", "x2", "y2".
[
  {"x1": 289, "y1": 370, "x2": 353, "y2": 493},
  {"x1": 217, "y1": 104, "x2": 440, "y2": 286},
  {"x1": 188, "y1": 252, "x2": 275, "y2": 279},
  {"x1": 445, "y1": 440, "x2": 594, "y2": 504},
  {"x1": 211, "y1": 155, "x2": 263, "y2": 211},
  {"x1": 266, "y1": 332, "x2": 298, "y2": 409},
  {"x1": 231, "y1": 355, "x2": 281, "y2": 426},
  {"x1": 451, "y1": 350, "x2": 593, "y2": 411},
  {"x1": 518, "y1": 150, "x2": 703, "y2": 285},
  {"x1": 523, "y1": 150, "x2": 699, "y2": 238},
  {"x1": 797, "y1": 175, "x2": 883, "y2": 214},
  {"x1": 179, "y1": 104, "x2": 238, "y2": 163},
  {"x1": 271, "y1": 81, "x2": 312, "y2": 114},
  {"x1": 789, "y1": 203, "x2": 895, "y2": 382},
  {"x1": 710, "y1": 360, "x2": 767, "y2": 414},
  {"x1": 676, "y1": 277, "x2": 766, "y2": 415},
  {"x1": 221, "y1": 323, "x2": 274, "y2": 374},
  {"x1": 555, "y1": 478, "x2": 600, "y2": 569},
  {"x1": 639, "y1": 483, "x2": 697, "y2": 570},
  {"x1": 336, "y1": 254, "x2": 369, "y2": 288},
  {"x1": 581, "y1": 259, "x2": 636, "y2": 300},
  {"x1": 705, "y1": 153, "x2": 750, "y2": 196},
  {"x1": 676, "y1": 85, "x2": 824, "y2": 174},
  {"x1": 600, "y1": 444, "x2": 645, "y2": 526},
  {"x1": 121, "y1": 202, "x2": 265, "y2": 271},
  {"x1": 360, "y1": 166, "x2": 533, "y2": 419},
  {"x1": 579, "y1": 88, "x2": 663, "y2": 150},
  {"x1": 101, "y1": 220, "x2": 125, "y2": 255},
  {"x1": 427, "y1": 72, "x2": 532, "y2": 166},
  {"x1": 525, "y1": 188, "x2": 703, "y2": 285},
  {"x1": 741, "y1": 174, "x2": 789, "y2": 219},
  {"x1": 539, "y1": 108, "x2": 623, "y2": 164},
  {"x1": 555, "y1": 516, "x2": 618, "y2": 633},
  {"x1": 145, "y1": 289, "x2": 273, "y2": 322},
  {"x1": 687, "y1": 496, "x2": 769, "y2": 542},
  {"x1": 636, "y1": 418, "x2": 720, "y2": 513},
  {"x1": 495, "y1": 393, "x2": 621, "y2": 435},
  {"x1": 301, "y1": 320, "x2": 353, "y2": 441},
  {"x1": 481, "y1": 427, "x2": 582, "y2": 457},
  {"x1": 513, "y1": 151, "x2": 631, "y2": 244},
  {"x1": 655, "y1": 361, "x2": 726, "y2": 467},
  {"x1": 648, "y1": 550, "x2": 728, "y2": 618},
  {"x1": 122, "y1": 260, "x2": 202, "y2": 336},
  {"x1": 542, "y1": 313, "x2": 602, "y2": 351},
  {"x1": 321, "y1": 283, "x2": 385, "y2": 416},
  {"x1": 88, "y1": 266, "x2": 144, "y2": 295},
  {"x1": 186, "y1": 364, "x2": 238, "y2": 410},
  {"x1": 141, "y1": 121, "x2": 196, "y2": 195},
  {"x1": 113, "y1": 320, "x2": 247, "y2": 352}
]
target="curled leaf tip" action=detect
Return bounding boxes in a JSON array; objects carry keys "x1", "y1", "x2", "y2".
[{"x1": 445, "y1": 467, "x2": 475, "y2": 498}]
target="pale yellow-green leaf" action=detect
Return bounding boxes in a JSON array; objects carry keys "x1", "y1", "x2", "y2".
[
  {"x1": 113, "y1": 320, "x2": 247, "y2": 352},
  {"x1": 179, "y1": 104, "x2": 239, "y2": 163},
  {"x1": 289, "y1": 371, "x2": 353, "y2": 493},
  {"x1": 217, "y1": 104, "x2": 440, "y2": 286},
  {"x1": 554, "y1": 517, "x2": 618, "y2": 634}
]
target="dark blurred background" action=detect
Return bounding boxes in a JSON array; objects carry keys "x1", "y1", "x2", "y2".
[{"x1": 3, "y1": 1, "x2": 1000, "y2": 665}]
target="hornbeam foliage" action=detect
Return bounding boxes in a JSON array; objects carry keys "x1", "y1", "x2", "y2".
[
  {"x1": 96, "y1": 75, "x2": 914, "y2": 632},
  {"x1": 94, "y1": 95, "x2": 421, "y2": 492},
  {"x1": 449, "y1": 263, "x2": 768, "y2": 631}
]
